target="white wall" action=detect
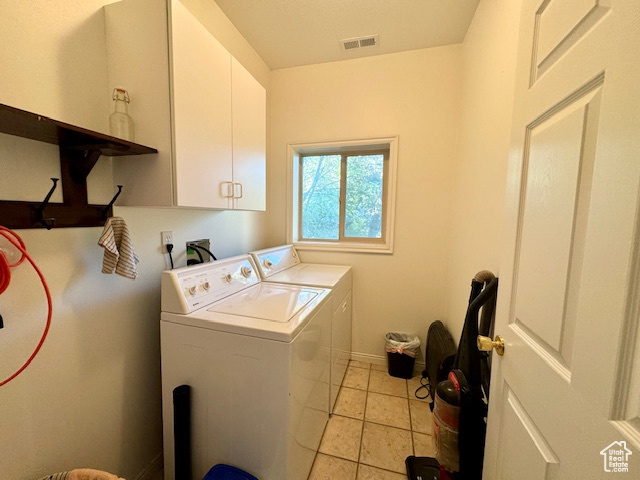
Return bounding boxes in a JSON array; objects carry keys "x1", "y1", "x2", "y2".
[
  {"x1": 444, "y1": 0, "x2": 523, "y2": 342},
  {"x1": 0, "y1": 1, "x2": 271, "y2": 479},
  {"x1": 269, "y1": 46, "x2": 463, "y2": 362}
]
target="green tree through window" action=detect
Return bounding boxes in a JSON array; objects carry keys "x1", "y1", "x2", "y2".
[
  {"x1": 301, "y1": 155, "x2": 341, "y2": 239},
  {"x1": 345, "y1": 155, "x2": 383, "y2": 238},
  {"x1": 300, "y1": 150, "x2": 387, "y2": 242}
]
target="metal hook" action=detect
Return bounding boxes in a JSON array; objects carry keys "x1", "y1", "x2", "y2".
[
  {"x1": 36, "y1": 178, "x2": 59, "y2": 230},
  {"x1": 102, "y1": 185, "x2": 123, "y2": 219}
]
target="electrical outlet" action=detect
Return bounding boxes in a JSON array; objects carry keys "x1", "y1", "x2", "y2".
[{"x1": 161, "y1": 231, "x2": 173, "y2": 253}]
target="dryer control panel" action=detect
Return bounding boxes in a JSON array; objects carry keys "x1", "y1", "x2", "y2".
[
  {"x1": 250, "y1": 244, "x2": 301, "y2": 279},
  {"x1": 161, "y1": 255, "x2": 259, "y2": 314}
]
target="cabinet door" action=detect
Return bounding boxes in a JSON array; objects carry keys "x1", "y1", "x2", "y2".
[
  {"x1": 106, "y1": 0, "x2": 174, "y2": 207},
  {"x1": 170, "y1": 0, "x2": 233, "y2": 208},
  {"x1": 231, "y1": 57, "x2": 266, "y2": 211}
]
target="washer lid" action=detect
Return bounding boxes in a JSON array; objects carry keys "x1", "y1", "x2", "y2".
[
  {"x1": 162, "y1": 283, "x2": 331, "y2": 342},
  {"x1": 207, "y1": 283, "x2": 318, "y2": 322}
]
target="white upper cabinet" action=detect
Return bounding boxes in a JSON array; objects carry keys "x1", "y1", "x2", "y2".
[
  {"x1": 169, "y1": 0, "x2": 232, "y2": 209},
  {"x1": 105, "y1": 0, "x2": 266, "y2": 211},
  {"x1": 231, "y1": 58, "x2": 266, "y2": 211}
]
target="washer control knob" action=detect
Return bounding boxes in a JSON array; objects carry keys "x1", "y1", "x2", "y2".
[
  {"x1": 223, "y1": 274, "x2": 232, "y2": 283},
  {"x1": 263, "y1": 259, "x2": 273, "y2": 268},
  {"x1": 202, "y1": 281, "x2": 210, "y2": 291},
  {"x1": 188, "y1": 285, "x2": 197, "y2": 296},
  {"x1": 240, "y1": 266, "x2": 252, "y2": 278}
]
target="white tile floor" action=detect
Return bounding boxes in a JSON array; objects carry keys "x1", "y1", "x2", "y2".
[{"x1": 308, "y1": 360, "x2": 435, "y2": 480}]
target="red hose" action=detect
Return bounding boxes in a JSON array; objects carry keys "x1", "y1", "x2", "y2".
[
  {"x1": 0, "y1": 226, "x2": 52, "y2": 387},
  {"x1": 0, "y1": 226, "x2": 26, "y2": 294}
]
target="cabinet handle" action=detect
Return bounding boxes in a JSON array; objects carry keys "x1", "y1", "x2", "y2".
[
  {"x1": 222, "y1": 181, "x2": 234, "y2": 198},
  {"x1": 233, "y1": 182, "x2": 244, "y2": 199}
]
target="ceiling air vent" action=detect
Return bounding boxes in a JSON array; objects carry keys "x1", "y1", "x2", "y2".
[
  {"x1": 340, "y1": 35, "x2": 379, "y2": 52},
  {"x1": 342, "y1": 39, "x2": 360, "y2": 51}
]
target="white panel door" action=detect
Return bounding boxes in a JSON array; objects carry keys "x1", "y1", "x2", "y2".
[
  {"x1": 169, "y1": 0, "x2": 233, "y2": 209},
  {"x1": 231, "y1": 57, "x2": 266, "y2": 211},
  {"x1": 484, "y1": 1, "x2": 640, "y2": 479}
]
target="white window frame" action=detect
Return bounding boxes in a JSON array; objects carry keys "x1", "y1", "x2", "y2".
[{"x1": 287, "y1": 136, "x2": 398, "y2": 254}]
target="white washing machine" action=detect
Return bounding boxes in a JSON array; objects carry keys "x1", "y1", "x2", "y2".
[
  {"x1": 160, "y1": 255, "x2": 331, "y2": 480},
  {"x1": 250, "y1": 245, "x2": 352, "y2": 413}
]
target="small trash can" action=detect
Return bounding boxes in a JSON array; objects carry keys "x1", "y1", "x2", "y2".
[
  {"x1": 385, "y1": 332, "x2": 420, "y2": 379},
  {"x1": 203, "y1": 464, "x2": 259, "y2": 480}
]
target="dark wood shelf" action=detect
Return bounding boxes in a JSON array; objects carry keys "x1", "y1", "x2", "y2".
[
  {"x1": 0, "y1": 103, "x2": 156, "y2": 158},
  {"x1": 0, "y1": 103, "x2": 158, "y2": 229}
]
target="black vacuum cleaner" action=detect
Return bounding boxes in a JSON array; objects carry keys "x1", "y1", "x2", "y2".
[{"x1": 407, "y1": 271, "x2": 498, "y2": 480}]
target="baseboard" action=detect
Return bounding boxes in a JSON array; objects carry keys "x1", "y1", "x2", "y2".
[
  {"x1": 350, "y1": 351, "x2": 386, "y2": 366},
  {"x1": 350, "y1": 352, "x2": 425, "y2": 376},
  {"x1": 134, "y1": 452, "x2": 163, "y2": 480}
]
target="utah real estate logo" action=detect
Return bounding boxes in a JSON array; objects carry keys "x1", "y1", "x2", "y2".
[{"x1": 600, "y1": 441, "x2": 632, "y2": 473}]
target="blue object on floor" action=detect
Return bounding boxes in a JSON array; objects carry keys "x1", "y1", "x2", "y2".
[{"x1": 203, "y1": 464, "x2": 259, "y2": 480}]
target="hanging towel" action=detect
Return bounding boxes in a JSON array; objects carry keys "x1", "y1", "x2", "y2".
[
  {"x1": 36, "y1": 469, "x2": 124, "y2": 480},
  {"x1": 98, "y1": 217, "x2": 139, "y2": 280}
]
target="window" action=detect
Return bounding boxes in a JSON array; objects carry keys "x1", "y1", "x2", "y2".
[
  {"x1": 288, "y1": 138, "x2": 398, "y2": 253},
  {"x1": 299, "y1": 151, "x2": 387, "y2": 241}
]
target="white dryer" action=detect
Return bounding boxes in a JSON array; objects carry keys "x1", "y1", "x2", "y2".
[
  {"x1": 250, "y1": 245, "x2": 352, "y2": 413},
  {"x1": 160, "y1": 255, "x2": 331, "y2": 480}
]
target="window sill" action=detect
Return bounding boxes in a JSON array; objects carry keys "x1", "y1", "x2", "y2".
[{"x1": 293, "y1": 241, "x2": 393, "y2": 254}]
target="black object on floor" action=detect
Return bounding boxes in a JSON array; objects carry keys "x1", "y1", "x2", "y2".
[
  {"x1": 385, "y1": 332, "x2": 420, "y2": 379},
  {"x1": 424, "y1": 320, "x2": 457, "y2": 409},
  {"x1": 173, "y1": 385, "x2": 192, "y2": 480},
  {"x1": 406, "y1": 456, "x2": 441, "y2": 480},
  {"x1": 387, "y1": 349, "x2": 415, "y2": 379}
]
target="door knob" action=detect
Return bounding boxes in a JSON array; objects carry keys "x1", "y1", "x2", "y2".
[{"x1": 477, "y1": 335, "x2": 505, "y2": 356}]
